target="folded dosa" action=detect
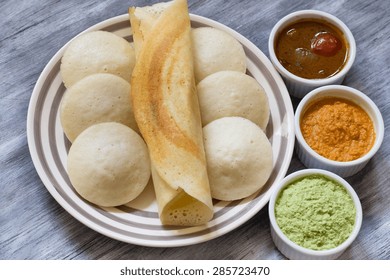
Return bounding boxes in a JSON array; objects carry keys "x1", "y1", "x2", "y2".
[{"x1": 129, "y1": 0, "x2": 213, "y2": 226}]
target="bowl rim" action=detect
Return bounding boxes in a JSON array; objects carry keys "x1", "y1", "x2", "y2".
[
  {"x1": 268, "y1": 9, "x2": 356, "y2": 86},
  {"x1": 269, "y1": 168, "x2": 363, "y2": 257},
  {"x1": 294, "y1": 85, "x2": 385, "y2": 167}
]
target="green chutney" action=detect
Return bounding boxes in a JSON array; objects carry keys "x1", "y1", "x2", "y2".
[{"x1": 275, "y1": 174, "x2": 356, "y2": 250}]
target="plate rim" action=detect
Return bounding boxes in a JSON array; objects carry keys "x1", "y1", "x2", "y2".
[{"x1": 26, "y1": 13, "x2": 295, "y2": 247}]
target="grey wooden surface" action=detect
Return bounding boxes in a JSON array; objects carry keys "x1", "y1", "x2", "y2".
[{"x1": 1, "y1": 0, "x2": 389, "y2": 260}]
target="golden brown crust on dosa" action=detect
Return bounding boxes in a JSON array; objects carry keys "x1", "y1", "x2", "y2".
[{"x1": 129, "y1": 0, "x2": 213, "y2": 226}]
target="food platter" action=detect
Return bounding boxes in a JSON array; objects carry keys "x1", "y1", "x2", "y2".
[{"x1": 27, "y1": 14, "x2": 295, "y2": 247}]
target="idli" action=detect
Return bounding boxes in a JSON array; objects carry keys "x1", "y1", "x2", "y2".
[
  {"x1": 197, "y1": 71, "x2": 270, "y2": 130},
  {"x1": 60, "y1": 73, "x2": 138, "y2": 142},
  {"x1": 67, "y1": 122, "x2": 151, "y2": 207},
  {"x1": 203, "y1": 117, "x2": 273, "y2": 201},
  {"x1": 192, "y1": 27, "x2": 246, "y2": 82},
  {"x1": 60, "y1": 30, "x2": 136, "y2": 88}
]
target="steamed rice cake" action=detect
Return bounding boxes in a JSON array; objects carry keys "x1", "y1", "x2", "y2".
[
  {"x1": 197, "y1": 71, "x2": 270, "y2": 130},
  {"x1": 67, "y1": 122, "x2": 150, "y2": 207},
  {"x1": 60, "y1": 30, "x2": 135, "y2": 88},
  {"x1": 203, "y1": 117, "x2": 273, "y2": 201},
  {"x1": 60, "y1": 73, "x2": 138, "y2": 142},
  {"x1": 192, "y1": 27, "x2": 246, "y2": 82}
]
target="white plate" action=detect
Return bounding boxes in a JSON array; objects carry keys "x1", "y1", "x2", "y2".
[{"x1": 27, "y1": 14, "x2": 295, "y2": 247}]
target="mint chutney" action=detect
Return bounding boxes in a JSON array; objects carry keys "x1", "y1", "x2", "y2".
[{"x1": 275, "y1": 174, "x2": 356, "y2": 250}]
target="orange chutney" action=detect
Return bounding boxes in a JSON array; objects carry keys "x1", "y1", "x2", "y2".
[{"x1": 300, "y1": 97, "x2": 376, "y2": 162}]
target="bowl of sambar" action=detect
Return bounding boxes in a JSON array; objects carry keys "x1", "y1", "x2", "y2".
[{"x1": 268, "y1": 10, "x2": 356, "y2": 98}]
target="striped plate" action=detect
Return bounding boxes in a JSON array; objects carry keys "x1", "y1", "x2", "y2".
[{"x1": 27, "y1": 14, "x2": 295, "y2": 247}]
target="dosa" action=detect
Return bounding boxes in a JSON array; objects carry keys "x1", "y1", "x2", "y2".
[{"x1": 129, "y1": 0, "x2": 213, "y2": 226}]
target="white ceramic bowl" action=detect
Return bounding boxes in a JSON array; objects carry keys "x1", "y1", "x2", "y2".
[
  {"x1": 295, "y1": 85, "x2": 384, "y2": 177},
  {"x1": 269, "y1": 169, "x2": 363, "y2": 260},
  {"x1": 268, "y1": 10, "x2": 356, "y2": 98}
]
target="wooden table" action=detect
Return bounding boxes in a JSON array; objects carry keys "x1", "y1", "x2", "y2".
[{"x1": 1, "y1": 0, "x2": 389, "y2": 260}]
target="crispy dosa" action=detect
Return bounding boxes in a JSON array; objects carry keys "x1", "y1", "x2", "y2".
[{"x1": 129, "y1": 0, "x2": 213, "y2": 226}]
